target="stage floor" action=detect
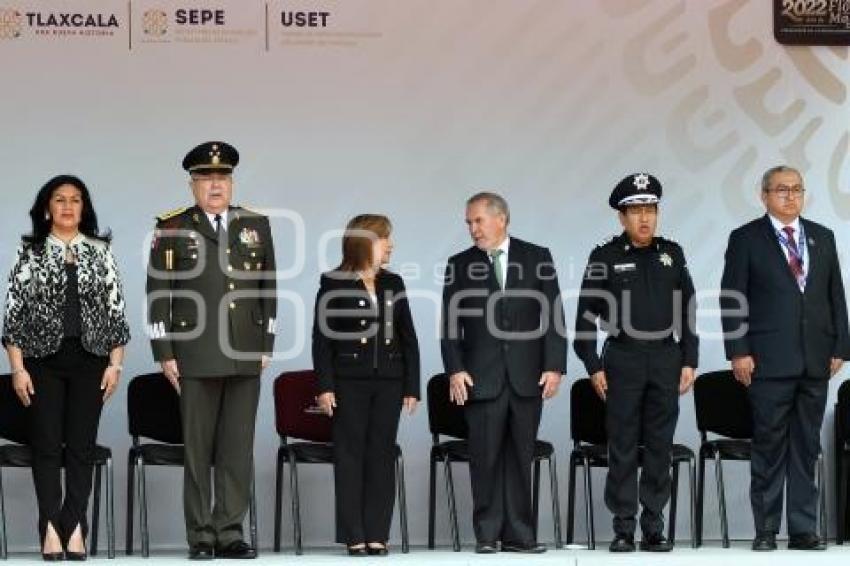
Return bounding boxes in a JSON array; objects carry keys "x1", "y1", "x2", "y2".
[{"x1": 6, "y1": 542, "x2": 850, "y2": 564}]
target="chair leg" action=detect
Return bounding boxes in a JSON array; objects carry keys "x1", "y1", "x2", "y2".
[
  {"x1": 443, "y1": 459, "x2": 460, "y2": 552},
  {"x1": 548, "y1": 453, "x2": 562, "y2": 549},
  {"x1": 696, "y1": 451, "x2": 705, "y2": 547},
  {"x1": 840, "y1": 451, "x2": 850, "y2": 545},
  {"x1": 249, "y1": 470, "x2": 258, "y2": 554},
  {"x1": 287, "y1": 455, "x2": 303, "y2": 555},
  {"x1": 817, "y1": 453, "x2": 827, "y2": 544},
  {"x1": 138, "y1": 457, "x2": 150, "y2": 558},
  {"x1": 582, "y1": 456, "x2": 594, "y2": 550},
  {"x1": 90, "y1": 462, "x2": 102, "y2": 556},
  {"x1": 396, "y1": 452, "x2": 409, "y2": 554},
  {"x1": 273, "y1": 448, "x2": 283, "y2": 552},
  {"x1": 668, "y1": 460, "x2": 679, "y2": 545},
  {"x1": 714, "y1": 452, "x2": 729, "y2": 548},
  {"x1": 532, "y1": 459, "x2": 541, "y2": 541},
  {"x1": 0, "y1": 470, "x2": 7, "y2": 560},
  {"x1": 566, "y1": 454, "x2": 577, "y2": 545},
  {"x1": 107, "y1": 457, "x2": 115, "y2": 559},
  {"x1": 125, "y1": 451, "x2": 135, "y2": 556},
  {"x1": 428, "y1": 455, "x2": 437, "y2": 549},
  {"x1": 688, "y1": 456, "x2": 696, "y2": 549}
]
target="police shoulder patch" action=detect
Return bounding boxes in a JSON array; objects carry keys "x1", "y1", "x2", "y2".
[{"x1": 156, "y1": 206, "x2": 189, "y2": 222}]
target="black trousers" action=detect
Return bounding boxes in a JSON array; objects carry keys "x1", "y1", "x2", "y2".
[
  {"x1": 180, "y1": 376, "x2": 260, "y2": 547},
  {"x1": 603, "y1": 340, "x2": 680, "y2": 536},
  {"x1": 748, "y1": 375, "x2": 827, "y2": 536},
  {"x1": 332, "y1": 378, "x2": 403, "y2": 545},
  {"x1": 24, "y1": 338, "x2": 107, "y2": 543},
  {"x1": 464, "y1": 383, "x2": 542, "y2": 544}
]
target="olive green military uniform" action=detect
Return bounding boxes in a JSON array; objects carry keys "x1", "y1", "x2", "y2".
[{"x1": 146, "y1": 203, "x2": 276, "y2": 547}]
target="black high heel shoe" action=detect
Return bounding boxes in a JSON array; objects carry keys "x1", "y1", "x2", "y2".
[
  {"x1": 366, "y1": 543, "x2": 388, "y2": 556},
  {"x1": 62, "y1": 524, "x2": 87, "y2": 561},
  {"x1": 347, "y1": 544, "x2": 368, "y2": 556},
  {"x1": 39, "y1": 521, "x2": 64, "y2": 562}
]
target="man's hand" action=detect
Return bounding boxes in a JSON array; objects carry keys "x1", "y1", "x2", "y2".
[
  {"x1": 831, "y1": 357, "x2": 844, "y2": 378},
  {"x1": 539, "y1": 371, "x2": 561, "y2": 400},
  {"x1": 317, "y1": 391, "x2": 336, "y2": 417},
  {"x1": 160, "y1": 359, "x2": 181, "y2": 394},
  {"x1": 590, "y1": 370, "x2": 607, "y2": 401},
  {"x1": 403, "y1": 396, "x2": 418, "y2": 415},
  {"x1": 449, "y1": 371, "x2": 474, "y2": 405},
  {"x1": 731, "y1": 355, "x2": 755, "y2": 387},
  {"x1": 261, "y1": 355, "x2": 271, "y2": 370},
  {"x1": 679, "y1": 366, "x2": 695, "y2": 395}
]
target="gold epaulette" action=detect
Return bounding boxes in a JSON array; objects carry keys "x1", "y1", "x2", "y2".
[{"x1": 156, "y1": 206, "x2": 189, "y2": 222}]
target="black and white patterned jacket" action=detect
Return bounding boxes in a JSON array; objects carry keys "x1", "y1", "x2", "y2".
[{"x1": 2, "y1": 233, "x2": 131, "y2": 358}]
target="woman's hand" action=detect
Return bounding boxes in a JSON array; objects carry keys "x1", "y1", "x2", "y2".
[
  {"x1": 101, "y1": 365, "x2": 121, "y2": 402},
  {"x1": 403, "y1": 396, "x2": 418, "y2": 415},
  {"x1": 12, "y1": 369, "x2": 34, "y2": 407},
  {"x1": 317, "y1": 391, "x2": 337, "y2": 417}
]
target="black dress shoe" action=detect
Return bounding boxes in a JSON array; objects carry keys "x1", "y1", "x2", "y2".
[
  {"x1": 41, "y1": 552, "x2": 64, "y2": 562},
  {"x1": 475, "y1": 541, "x2": 499, "y2": 554},
  {"x1": 788, "y1": 533, "x2": 825, "y2": 550},
  {"x1": 64, "y1": 551, "x2": 86, "y2": 562},
  {"x1": 501, "y1": 541, "x2": 547, "y2": 553},
  {"x1": 639, "y1": 532, "x2": 673, "y2": 552},
  {"x1": 609, "y1": 534, "x2": 635, "y2": 552},
  {"x1": 366, "y1": 544, "x2": 389, "y2": 556},
  {"x1": 189, "y1": 542, "x2": 215, "y2": 560},
  {"x1": 347, "y1": 545, "x2": 368, "y2": 556},
  {"x1": 216, "y1": 540, "x2": 257, "y2": 559},
  {"x1": 752, "y1": 532, "x2": 777, "y2": 551}
]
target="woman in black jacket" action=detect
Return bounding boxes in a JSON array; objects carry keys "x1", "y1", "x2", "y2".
[
  {"x1": 312, "y1": 214, "x2": 420, "y2": 556},
  {"x1": 2, "y1": 175, "x2": 130, "y2": 561}
]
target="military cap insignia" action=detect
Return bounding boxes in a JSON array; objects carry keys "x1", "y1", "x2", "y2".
[
  {"x1": 156, "y1": 206, "x2": 189, "y2": 222},
  {"x1": 659, "y1": 252, "x2": 673, "y2": 267},
  {"x1": 633, "y1": 173, "x2": 651, "y2": 191}
]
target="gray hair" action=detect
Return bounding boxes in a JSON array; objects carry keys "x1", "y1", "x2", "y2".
[
  {"x1": 761, "y1": 165, "x2": 802, "y2": 192},
  {"x1": 466, "y1": 191, "x2": 510, "y2": 224}
]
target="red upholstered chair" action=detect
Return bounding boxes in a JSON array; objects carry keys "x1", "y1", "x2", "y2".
[{"x1": 271, "y1": 370, "x2": 409, "y2": 554}]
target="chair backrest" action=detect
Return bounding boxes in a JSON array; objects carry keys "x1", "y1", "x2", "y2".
[
  {"x1": 570, "y1": 378, "x2": 607, "y2": 445},
  {"x1": 837, "y1": 379, "x2": 850, "y2": 442},
  {"x1": 426, "y1": 373, "x2": 468, "y2": 440},
  {"x1": 127, "y1": 372, "x2": 183, "y2": 444},
  {"x1": 273, "y1": 370, "x2": 332, "y2": 443},
  {"x1": 0, "y1": 374, "x2": 29, "y2": 445},
  {"x1": 693, "y1": 370, "x2": 753, "y2": 440}
]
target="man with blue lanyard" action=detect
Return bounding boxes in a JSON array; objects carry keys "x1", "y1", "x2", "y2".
[{"x1": 721, "y1": 165, "x2": 850, "y2": 551}]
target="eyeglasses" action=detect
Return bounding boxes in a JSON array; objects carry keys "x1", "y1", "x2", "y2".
[
  {"x1": 767, "y1": 185, "x2": 805, "y2": 199},
  {"x1": 191, "y1": 173, "x2": 232, "y2": 184}
]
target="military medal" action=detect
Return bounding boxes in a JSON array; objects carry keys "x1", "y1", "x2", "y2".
[{"x1": 659, "y1": 252, "x2": 673, "y2": 267}]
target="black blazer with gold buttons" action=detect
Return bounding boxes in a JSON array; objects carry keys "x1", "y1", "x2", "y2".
[{"x1": 312, "y1": 269, "x2": 420, "y2": 398}]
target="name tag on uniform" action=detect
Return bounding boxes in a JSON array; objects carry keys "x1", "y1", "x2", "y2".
[{"x1": 613, "y1": 263, "x2": 636, "y2": 273}]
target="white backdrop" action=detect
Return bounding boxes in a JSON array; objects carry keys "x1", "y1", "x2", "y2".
[{"x1": 1, "y1": 0, "x2": 850, "y2": 551}]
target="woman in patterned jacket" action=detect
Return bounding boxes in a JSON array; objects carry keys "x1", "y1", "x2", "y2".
[{"x1": 2, "y1": 175, "x2": 130, "y2": 561}]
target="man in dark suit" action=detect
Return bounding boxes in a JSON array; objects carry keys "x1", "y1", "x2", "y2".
[
  {"x1": 721, "y1": 165, "x2": 850, "y2": 551},
  {"x1": 441, "y1": 192, "x2": 566, "y2": 554},
  {"x1": 146, "y1": 141, "x2": 277, "y2": 559}
]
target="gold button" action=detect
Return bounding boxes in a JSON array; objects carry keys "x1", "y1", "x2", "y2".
[
  {"x1": 227, "y1": 265, "x2": 233, "y2": 272},
  {"x1": 229, "y1": 302, "x2": 236, "y2": 309},
  {"x1": 386, "y1": 321, "x2": 392, "y2": 326},
  {"x1": 359, "y1": 300, "x2": 366, "y2": 306},
  {"x1": 386, "y1": 300, "x2": 392, "y2": 306},
  {"x1": 251, "y1": 251, "x2": 256, "y2": 258},
  {"x1": 385, "y1": 339, "x2": 391, "y2": 345},
  {"x1": 360, "y1": 320, "x2": 366, "y2": 326},
  {"x1": 191, "y1": 254, "x2": 197, "y2": 260},
  {"x1": 360, "y1": 337, "x2": 368, "y2": 344},
  {"x1": 226, "y1": 248, "x2": 231, "y2": 255},
  {"x1": 180, "y1": 321, "x2": 187, "y2": 327},
  {"x1": 229, "y1": 283, "x2": 235, "y2": 290}
]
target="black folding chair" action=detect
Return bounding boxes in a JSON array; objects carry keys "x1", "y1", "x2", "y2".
[
  {"x1": 694, "y1": 370, "x2": 827, "y2": 547},
  {"x1": 565, "y1": 377, "x2": 696, "y2": 549},
  {"x1": 125, "y1": 372, "x2": 257, "y2": 557},
  {"x1": 426, "y1": 373, "x2": 562, "y2": 551},
  {"x1": 0, "y1": 374, "x2": 114, "y2": 559}
]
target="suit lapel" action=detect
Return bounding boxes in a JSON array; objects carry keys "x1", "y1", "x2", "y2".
[
  {"x1": 227, "y1": 207, "x2": 243, "y2": 248},
  {"x1": 472, "y1": 247, "x2": 500, "y2": 294},
  {"x1": 189, "y1": 206, "x2": 218, "y2": 243},
  {"x1": 800, "y1": 218, "x2": 818, "y2": 293},
  {"x1": 505, "y1": 238, "x2": 523, "y2": 290},
  {"x1": 760, "y1": 214, "x2": 799, "y2": 291}
]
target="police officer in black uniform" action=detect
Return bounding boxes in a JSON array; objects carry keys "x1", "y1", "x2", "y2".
[
  {"x1": 573, "y1": 173, "x2": 698, "y2": 552},
  {"x1": 146, "y1": 141, "x2": 276, "y2": 559}
]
